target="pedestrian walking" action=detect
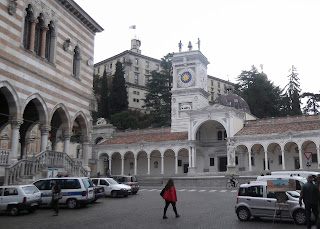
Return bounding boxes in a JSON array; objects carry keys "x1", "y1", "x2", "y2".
[
  {"x1": 162, "y1": 178, "x2": 180, "y2": 219},
  {"x1": 299, "y1": 175, "x2": 319, "y2": 229},
  {"x1": 51, "y1": 180, "x2": 61, "y2": 216}
]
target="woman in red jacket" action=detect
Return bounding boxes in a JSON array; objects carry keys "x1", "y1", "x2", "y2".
[{"x1": 162, "y1": 178, "x2": 180, "y2": 219}]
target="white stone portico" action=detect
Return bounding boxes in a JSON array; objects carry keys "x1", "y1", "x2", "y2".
[{"x1": 92, "y1": 49, "x2": 320, "y2": 177}]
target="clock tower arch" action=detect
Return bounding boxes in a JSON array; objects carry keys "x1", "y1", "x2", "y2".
[{"x1": 171, "y1": 50, "x2": 210, "y2": 132}]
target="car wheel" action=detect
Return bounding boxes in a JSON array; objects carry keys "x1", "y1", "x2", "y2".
[
  {"x1": 226, "y1": 182, "x2": 233, "y2": 189},
  {"x1": 67, "y1": 199, "x2": 78, "y2": 209},
  {"x1": 132, "y1": 191, "x2": 137, "y2": 194},
  {"x1": 28, "y1": 207, "x2": 36, "y2": 213},
  {"x1": 237, "y1": 207, "x2": 251, "y2": 221},
  {"x1": 9, "y1": 206, "x2": 19, "y2": 216},
  {"x1": 111, "y1": 191, "x2": 117, "y2": 198},
  {"x1": 293, "y1": 209, "x2": 306, "y2": 225}
]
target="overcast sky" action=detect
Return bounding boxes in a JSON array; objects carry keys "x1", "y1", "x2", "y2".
[{"x1": 75, "y1": 0, "x2": 320, "y2": 94}]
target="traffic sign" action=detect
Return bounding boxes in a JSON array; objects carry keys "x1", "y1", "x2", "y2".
[
  {"x1": 306, "y1": 161, "x2": 311, "y2": 167},
  {"x1": 304, "y1": 152, "x2": 312, "y2": 160}
]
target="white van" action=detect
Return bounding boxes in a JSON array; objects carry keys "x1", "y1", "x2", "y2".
[
  {"x1": 256, "y1": 175, "x2": 307, "y2": 191},
  {"x1": 33, "y1": 177, "x2": 94, "y2": 209},
  {"x1": 271, "y1": 171, "x2": 320, "y2": 179}
]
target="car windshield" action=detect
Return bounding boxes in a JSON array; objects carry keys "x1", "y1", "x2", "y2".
[
  {"x1": 106, "y1": 178, "x2": 118, "y2": 185},
  {"x1": 82, "y1": 178, "x2": 93, "y2": 188},
  {"x1": 22, "y1": 186, "x2": 39, "y2": 194},
  {"x1": 131, "y1": 176, "x2": 137, "y2": 182}
]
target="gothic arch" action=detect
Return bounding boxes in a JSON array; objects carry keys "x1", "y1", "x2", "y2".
[
  {"x1": 49, "y1": 103, "x2": 71, "y2": 131},
  {"x1": 0, "y1": 81, "x2": 21, "y2": 117},
  {"x1": 22, "y1": 93, "x2": 48, "y2": 125},
  {"x1": 71, "y1": 111, "x2": 89, "y2": 136}
]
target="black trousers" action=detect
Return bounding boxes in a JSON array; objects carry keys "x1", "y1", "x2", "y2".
[
  {"x1": 163, "y1": 200, "x2": 178, "y2": 216},
  {"x1": 52, "y1": 199, "x2": 59, "y2": 214},
  {"x1": 305, "y1": 203, "x2": 318, "y2": 228}
]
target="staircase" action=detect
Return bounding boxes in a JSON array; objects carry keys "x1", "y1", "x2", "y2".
[{"x1": 3, "y1": 150, "x2": 88, "y2": 185}]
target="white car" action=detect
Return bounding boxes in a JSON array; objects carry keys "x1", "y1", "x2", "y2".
[
  {"x1": 91, "y1": 178, "x2": 131, "y2": 197},
  {"x1": 0, "y1": 185, "x2": 41, "y2": 216}
]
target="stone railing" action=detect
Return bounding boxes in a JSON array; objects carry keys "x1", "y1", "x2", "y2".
[
  {"x1": 0, "y1": 149, "x2": 10, "y2": 165},
  {"x1": 4, "y1": 150, "x2": 88, "y2": 185}
]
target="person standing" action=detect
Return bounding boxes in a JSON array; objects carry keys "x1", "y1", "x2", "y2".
[
  {"x1": 299, "y1": 175, "x2": 319, "y2": 229},
  {"x1": 162, "y1": 178, "x2": 180, "y2": 219},
  {"x1": 51, "y1": 180, "x2": 61, "y2": 216}
]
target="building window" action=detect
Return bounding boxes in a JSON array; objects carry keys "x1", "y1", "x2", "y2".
[
  {"x1": 97, "y1": 67, "x2": 100, "y2": 74},
  {"x1": 135, "y1": 67, "x2": 139, "y2": 72},
  {"x1": 133, "y1": 98, "x2": 136, "y2": 102},
  {"x1": 156, "y1": 64, "x2": 159, "y2": 70},
  {"x1": 34, "y1": 13, "x2": 45, "y2": 56},
  {"x1": 73, "y1": 46, "x2": 81, "y2": 78},
  {"x1": 210, "y1": 158, "x2": 214, "y2": 166},
  {"x1": 137, "y1": 91, "x2": 140, "y2": 95},
  {"x1": 211, "y1": 80, "x2": 213, "y2": 86},
  {"x1": 235, "y1": 156, "x2": 238, "y2": 165},
  {"x1": 154, "y1": 161, "x2": 158, "y2": 168},
  {"x1": 134, "y1": 73, "x2": 139, "y2": 84},
  {"x1": 135, "y1": 58, "x2": 139, "y2": 65},
  {"x1": 45, "y1": 21, "x2": 55, "y2": 62},
  {"x1": 23, "y1": 4, "x2": 34, "y2": 50},
  {"x1": 110, "y1": 63, "x2": 112, "y2": 69},
  {"x1": 137, "y1": 99, "x2": 139, "y2": 102},
  {"x1": 133, "y1": 91, "x2": 136, "y2": 95},
  {"x1": 146, "y1": 61, "x2": 149, "y2": 68},
  {"x1": 145, "y1": 75, "x2": 149, "y2": 84},
  {"x1": 178, "y1": 160, "x2": 182, "y2": 166},
  {"x1": 146, "y1": 70, "x2": 150, "y2": 74},
  {"x1": 312, "y1": 154, "x2": 317, "y2": 163},
  {"x1": 251, "y1": 157, "x2": 255, "y2": 166},
  {"x1": 218, "y1": 82, "x2": 220, "y2": 88}
]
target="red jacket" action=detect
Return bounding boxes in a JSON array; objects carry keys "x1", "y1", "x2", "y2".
[{"x1": 163, "y1": 186, "x2": 177, "y2": 202}]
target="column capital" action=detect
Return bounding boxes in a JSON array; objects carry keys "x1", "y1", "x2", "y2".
[
  {"x1": 10, "y1": 117, "x2": 23, "y2": 129},
  {"x1": 63, "y1": 131, "x2": 72, "y2": 140},
  {"x1": 40, "y1": 25, "x2": 49, "y2": 31},
  {"x1": 40, "y1": 124, "x2": 51, "y2": 134},
  {"x1": 80, "y1": 135, "x2": 91, "y2": 143}
]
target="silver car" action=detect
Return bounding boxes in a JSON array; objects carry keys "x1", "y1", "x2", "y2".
[{"x1": 235, "y1": 181, "x2": 307, "y2": 225}]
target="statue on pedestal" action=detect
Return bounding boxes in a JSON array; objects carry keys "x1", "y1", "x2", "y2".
[
  {"x1": 188, "y1": 41, "x2": 192, "y2": 51},
  {"x1": 178, "y1": 40, "x2": 183, "y2": 52}
]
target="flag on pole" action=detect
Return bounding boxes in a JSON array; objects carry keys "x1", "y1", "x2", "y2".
[{"x1": 129, "y1": 25, "x2": 136, "y2": 29}]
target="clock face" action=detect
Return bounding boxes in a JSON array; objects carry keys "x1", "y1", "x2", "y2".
[{"x1": 178, "y1": 68, "x2": 195, "y2": 87}]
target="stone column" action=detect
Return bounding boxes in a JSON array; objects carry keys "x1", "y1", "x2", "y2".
[
  {"x1": 63, "y1": 131, "x2": 72, "y2": 154},
  {"x1": 147, "y1": 155, "x2": 150, "y2": 175},
  {"x1": 188, "y1": 146, "x2": 192, "y2": 167},
  {"x1": 20, "y1": 138, "x2": 27, "y2": 159},
  {"x1": 175, "y1": 155, "x2": 178, "y2": 174},
  {"x1": 28, "y1": 18, "x2": 36, "y2": 51},
  {"x1": 281, "y1": 150, "x2": 286, "y2": 170},
  {"x1": 108, "y1": 157, "x2": 112, "y2": 176},
  {"x1": 40, "y1": 125, "x2": 50, "y2": 152},
  {"x1": 134, "y1": 156, "x2": 137, "y2": 175},
  {"x1": 161, "y1": 155, "x2": 164, "y2": 175},
  {"x1": 298, "y1": 148, "x2": 303, "y2": 170},
  {"x1": 317, "y1": 147, "x2": 320, "y2": 169},
  {"x1": 264, "y1": 150, "x2": 268, "y2": 171},
  {"x1": 121, "y1": 156, "x2": 124, "y2": 175},
  {"x1": 248, "y1": 151, "x2": 252, "y2": 171},
  {"x1": 9, "y1": 118, "x2": 23, "y2": 164},
  {"x1": 192, "y1": 147, "x2": 196, "y2": 167},
  {"x1": 81, "y1": 135, "x2": 90, "y2": 169},
  {"x1": 39, "y1": 26, "x2": 48, "y2": 58}
]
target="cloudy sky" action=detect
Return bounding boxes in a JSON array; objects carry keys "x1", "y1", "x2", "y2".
[{"x1": 75, "y1": 0, "x2": 320, "y2": 94}]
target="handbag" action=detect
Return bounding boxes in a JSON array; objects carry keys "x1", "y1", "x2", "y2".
[
  {"x1": 160, "y1": 188, "x2": 165, "y2": 197},
  {"x1": 53, "y1": 193, "x2": 62, "y2": 200}
]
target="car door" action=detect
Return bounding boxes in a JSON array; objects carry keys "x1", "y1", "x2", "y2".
[
  {"x1": 100, "y1": 179, "x2": 111, "y2": 195},
  {"x1": 246, "y1": 185, "x2": 265, "y2": 216},
  {"x1": 34, "y1": 180, "x2": 52, "y2": 204},
  {"x1": 0, "y1": 188, "x2": 4, "y2": 210}
]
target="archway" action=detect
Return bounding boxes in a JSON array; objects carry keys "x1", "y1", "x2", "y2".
[
  {"x1": 302, "y1": 140, "x2": 317, "y2": 170},
  {"x1": 163, "y1": 149, "x2": 175, "y2": 175},
  {"x1": 284, "y1": 142, "x2": 299, "y2": 170},
  {"x1": 235, "y1": 145, "x2": 248, "y2": 172},
  {"x1": 150, "y1": 150, "x2": 161, "y2": 175},
  {"x1": 251, "y1": 144, "x2": 266, "y2": 172},
  {"x1": 98, "y1": 153, "x2": 109, "y2": 176},
  {"x1": 137, "y1": 151, "x2": 148, "y2": 175},
  {"x1": 267, "y1": 143, "x2": 282, "y2": 171},
  {"x1": 123, "y1": 151, "x2": 134, "y2": 175},
  {"x1": 111, "y1": 152, "x2": 121, "y2": 175},
  {"x1": 177, "y1": 148, "x2": 189, "y2": 174}
]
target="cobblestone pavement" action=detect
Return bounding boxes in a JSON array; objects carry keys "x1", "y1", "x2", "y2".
[{"x1": 0, "y1": 186, "x2": 308, "y2": 229}]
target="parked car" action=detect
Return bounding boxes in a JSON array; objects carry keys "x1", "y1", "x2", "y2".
[
  {"x1": 0, "y1": 185, "x2": 41, "y2": 216},
  {"x1": 33, "y1": 177, "x2": 94, "y2": 209},
  {"x1": 256, "y1": 175, "x2": 306, "y2": 191},
  {"x1": 271, "y1": 171, "x2": 320, "y2": 180},
  {"x1": 112, "y1": 175, "x2": 140, "y2": 194},
  {"x1": 91, "y1": 178, "x2": 131, "y2": 197},
  {"x1": 235, "y1": 181, "x2": 307, "y2": 225},
  {"x1": 91, "y1": 184, "x2": 105, "y2": 203}
]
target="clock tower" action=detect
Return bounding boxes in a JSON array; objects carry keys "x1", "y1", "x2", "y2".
[{"x1": 171, "y1": 50, "x2": 210, "y2": 132}]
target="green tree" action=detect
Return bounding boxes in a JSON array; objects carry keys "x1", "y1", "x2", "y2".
[
  {"x1": 98, "y1": 67, "x2": 110, "y2": 119},
  {"x1": 282, "y1": 65, "x2": 302, "y2": 115},
  {"x1": 301, "y1": 92, "x2": 320, "y2": 114},
  {"x1": 111, "y1": 111, "x2": 138, "y2": 130},
  {"x1": 110, "y1": 61, "x2": 128, "y2": 115},
  {"x1": 92, "y1": 73, "x2": 102, "y2": 121},
  {"x1": 144, "y1": 53, "x2": 173, "y2": 127},
  {"x1": 235, "y1": 66, "x2": 283, "y2": 118}
]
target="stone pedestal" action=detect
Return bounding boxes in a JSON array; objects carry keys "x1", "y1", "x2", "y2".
[
  {"x1": 227, "y1": 165, "x2": 237, "y2": 175},
  {"x1": 187, "y1": 167, "x2": 198, "y2": 176}
]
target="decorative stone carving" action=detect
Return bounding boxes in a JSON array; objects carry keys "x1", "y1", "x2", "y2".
[
  {"x1": 63, "y1": 39, "x2": 70, "y2": 51},
  {"x1": 96, "y1": 118, "x2": 107, "y2": 125},
  {"x1": 8, "y1": 0, "x2": 17, "y2": 15}
]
